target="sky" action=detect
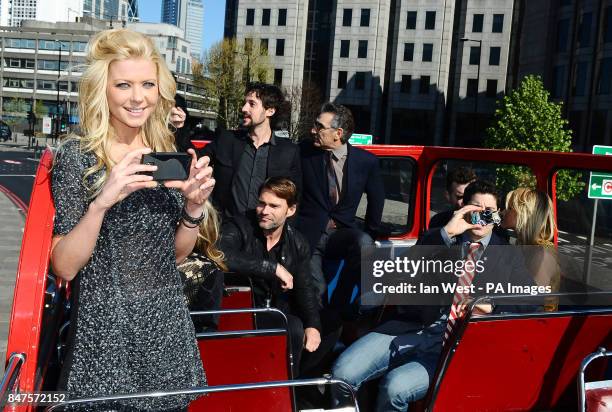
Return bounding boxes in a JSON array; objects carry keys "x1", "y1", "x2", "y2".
[{"x1": 138, "y1": 0, "x2": 226, "y2": 58}]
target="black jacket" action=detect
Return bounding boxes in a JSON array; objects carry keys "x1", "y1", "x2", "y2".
[
  {"x1": 297, "y1": 141, "x2": 385, "y2": 249},
  {"x1": 199, "y1": 129, "x2": 302, "y2": 217},
  {"x1": 219, "y1": 214, "x2": 321, "y2": 331}
]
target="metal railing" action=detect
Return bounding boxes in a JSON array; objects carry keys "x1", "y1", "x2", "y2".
[
  {"x1": 45, "y1": 377, "x2": 359, "y2": 411},
  {"x1": 578, "y1": 346, "x2": 612, "y2": 412},
  {"x1": 0, "y1": 353, "x2": 26, "y2": 409}
]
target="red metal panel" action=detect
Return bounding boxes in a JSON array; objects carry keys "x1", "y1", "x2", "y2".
[
  {"x1": 218, "y1": 289, "x2": 255, "y2": 331},
  {"x1": 4, "y1": 150, "x2": 55, "y2": 412},
  {"x1": 432, "y1": 314, "x2": 612, "y2": 411},
  {"x1": 189, "y1": 334, "x2": 292, "y2": 411}
]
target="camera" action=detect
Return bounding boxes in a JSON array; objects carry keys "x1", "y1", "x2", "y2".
[
  {"x1": 140, "y1": 152, "x2": 191, "y2": 181},
  {"x1": 470, "y1": 210, "x2": 501, "y2": 226}
]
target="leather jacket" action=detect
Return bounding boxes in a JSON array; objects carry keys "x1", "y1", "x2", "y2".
[{"x1": 219, "y1": 214, "x2": 322, "y2": 331}]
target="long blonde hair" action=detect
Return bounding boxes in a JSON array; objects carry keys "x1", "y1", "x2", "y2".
[
  {"x1": 195, "y1": 202, "x2": 227, "y2": 271},
  {"x1": 76, "y1": 29, "x2": 176, "y2": 197},
  {"x1": 505, "y1": 188, "x2": 556, "y2": 246}
]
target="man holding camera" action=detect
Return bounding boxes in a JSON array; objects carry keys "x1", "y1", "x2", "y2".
[{"x1": 332, "y1": 180, "x2": 535, "y2": 411}]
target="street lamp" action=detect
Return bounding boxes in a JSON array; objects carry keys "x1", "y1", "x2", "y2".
[
  {"x1": 460, "y1": 37, "x2": 482, "y2": 141},
  {"x1": 55, "y1": 41, "x2": 67, "y2": 142},
  {"x1": 234, "y1": 50, "x2": 251, "y2": 85}
]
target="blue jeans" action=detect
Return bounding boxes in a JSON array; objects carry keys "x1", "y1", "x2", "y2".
[{"x1": 332, "y1": 330, "x2": 441, "y2": 412}]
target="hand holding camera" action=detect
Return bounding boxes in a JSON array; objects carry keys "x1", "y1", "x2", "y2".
[{"x1": 443, "y1": 204, "x2": 487, "y2": 238}]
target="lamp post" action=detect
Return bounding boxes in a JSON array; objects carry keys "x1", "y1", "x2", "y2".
[
  {"x1": 55, "y1": 41, "x2": 67, "y2": 142},
  {"x1": 460, "y1": 37, "x2": 482, "y2": 141}
]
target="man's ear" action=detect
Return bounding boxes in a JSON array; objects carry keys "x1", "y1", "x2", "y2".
[
  {"x1": 265, "y1": 107, "x2": 276, "y2": 118},
  {"x1": 336, "y1": 127, "x2": 344, "y2": 142},
  {"x1": 286, "y1": 204, "x2": 297, "y2": 218}
]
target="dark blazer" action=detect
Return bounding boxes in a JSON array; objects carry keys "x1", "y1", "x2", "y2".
[
  {"x1": 297, "y1": 141, "x2": 385, "y2": 249},
  {"x1": 219, "y1": 214, "x2": 322, "y2": 331},
  {"x1": 198, "y1": 129, "x2": 302, "y2": 216},
  {"x1": 428, "y1": 210, "x2": 454, "y2": 229}
]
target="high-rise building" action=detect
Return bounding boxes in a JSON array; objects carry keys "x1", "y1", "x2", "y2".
[
  {"x1": 162, "y1": 0, "x2": 204, "y2": 59},
  {"x1": 0, "y1": 0, "x2": 139, "y2": 26},
  {"x1": 515, "y1": 0, "x2": 612, "y2": 150}
]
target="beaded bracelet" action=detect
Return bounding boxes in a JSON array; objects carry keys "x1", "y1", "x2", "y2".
[{"x1": 181, "y1": 207, "x2": 206, "y2": 227}]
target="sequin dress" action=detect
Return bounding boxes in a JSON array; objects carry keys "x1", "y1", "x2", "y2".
[{"x1": 52, "y1": 140, "x2": 206, "y2": 411}]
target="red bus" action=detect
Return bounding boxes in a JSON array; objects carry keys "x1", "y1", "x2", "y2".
[{"x1": 2, "y1": 144, "x2": 611, "y2": 411}]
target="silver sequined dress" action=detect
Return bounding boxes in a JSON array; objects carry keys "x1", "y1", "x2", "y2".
[{"x1": 52, "y1": 140, "x2": 206, "y2": 411}]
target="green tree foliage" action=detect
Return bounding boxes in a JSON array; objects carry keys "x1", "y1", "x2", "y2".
[
  {"x1": 484, "y1": 75, "x2": 584, "y2": 201},
  {"x1": 202, "y1": 39, "x2": 269, "y2": 130},
  {"x1": 3, "y1": 98, "x2": 29, "y2": 127},
  {"x1": 34, "y1": 100, "x2": 47, "y2": 117}
]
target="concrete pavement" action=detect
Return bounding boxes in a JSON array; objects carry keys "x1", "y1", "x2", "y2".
[{"x1": 0, "y1": 189, "x2": 24, "y2": 375}]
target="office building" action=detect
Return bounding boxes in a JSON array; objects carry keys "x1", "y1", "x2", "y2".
[
  {"x1": 162, "y1": 0, "x2": 204, "y2": 60},
  {"x1": 0, "y1": 19, "x2": 212, "y2": 130}
]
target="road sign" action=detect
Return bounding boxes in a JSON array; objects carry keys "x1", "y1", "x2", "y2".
[
  {"x1": 42, "y1": 117, "x2": 52, "y2": 134},
  {"x1": 349, "y1": 133, "x2": 373, "y2": 145},
  {"x1": 588, "y1": 145, "x2": 612, "y2": 199}
]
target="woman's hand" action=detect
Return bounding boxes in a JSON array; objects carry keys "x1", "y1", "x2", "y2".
[
  {"x1": 164, "y1": 149, "x2": 215, "y2": 215},
  {"x1": 93, "y1": 148, "x2": 157, "y2": 211},
  {"x1": 171, "y1": 107, "x2": 186, "y2": 129}
]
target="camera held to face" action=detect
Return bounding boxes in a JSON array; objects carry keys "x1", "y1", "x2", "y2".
[{"x1": 470, "y1": 210, "x2": 501, "y2": 226}]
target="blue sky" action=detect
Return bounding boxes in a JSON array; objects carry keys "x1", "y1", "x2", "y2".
[{"x1": 138, "y1": 0, "x2": 226, "y2": 57}]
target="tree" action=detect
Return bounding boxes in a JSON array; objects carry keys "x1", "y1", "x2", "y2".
[
  {"x1": 34, "y1": 100, "x2": 47, "y2": 117},
  {"x1": 484, "y1": 75, "x2": 584, "y2": 201},
  {"x1": 283, "y1": 82, "x2": 324, "y2": 141},
  {"x1": 202, "y1": 38, "x2": 270, "y2": 130},
  {"x1": 3, "y1": 98, "x2": 28, "y2": 128}
]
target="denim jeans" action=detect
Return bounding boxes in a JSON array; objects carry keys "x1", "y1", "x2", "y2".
[{"x1": 331, "y1": 329, "x2": 442, "y2": 412}]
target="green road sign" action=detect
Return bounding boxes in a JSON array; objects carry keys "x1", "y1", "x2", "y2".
[
  {"x1": 349, "y1": 133, "x2": 373, "y2": 145},
  {"x1": 588, "y1": 145, "x2": 612, "y2": 199}
]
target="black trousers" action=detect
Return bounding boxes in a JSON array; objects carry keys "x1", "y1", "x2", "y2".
[{"x1": 255, "y1": 312, "x2": 304, "y2": 377}]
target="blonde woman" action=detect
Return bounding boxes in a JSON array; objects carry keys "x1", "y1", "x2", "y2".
[
  {"x1": 50, "y1": 29, "x2": 214, "y2": 409},
  {"x1": 502, "y1": 188, "x2": 560, "y2": 310},
  {"x1": 179, "y1": 202, "x2": 228, "y2": 332}
]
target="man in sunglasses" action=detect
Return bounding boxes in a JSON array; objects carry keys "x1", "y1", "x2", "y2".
[{"x1": 297, "y1": 102, "x2": 384, "y2": 315}]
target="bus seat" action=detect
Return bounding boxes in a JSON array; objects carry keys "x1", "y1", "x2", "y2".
[
  {"x1": 190, "y1": 329, "x2": 292, "y2": 411},
  {"x1": 428, "y1": 311, "x2": 612, "y2": 411}
]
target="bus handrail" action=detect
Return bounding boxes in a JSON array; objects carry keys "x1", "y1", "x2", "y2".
[
  {"x1": 44, "y1": 377, "x2": 359, "y2": 411},
  {"x1": 0, "y1": 352, "x2": 26, "y2": 409},
  {"x1": 578, "y1": 347, "x2": 612, "y2": 412}
]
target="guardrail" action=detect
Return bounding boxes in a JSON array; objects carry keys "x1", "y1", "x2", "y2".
[{"x1": 0, "y1": 353, "x2": 26, "y2": 409}]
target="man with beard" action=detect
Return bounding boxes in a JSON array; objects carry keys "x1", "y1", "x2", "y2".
[
  {"x1": 199, "y1": 83, "x2": 301, "y2": 217},
  {"x1": 219, "y1": 177, "x2": 321, "y2": 375}
]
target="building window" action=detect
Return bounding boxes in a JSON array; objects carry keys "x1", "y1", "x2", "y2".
[
  {"x1": 358, "y1": 40, "x2": 368, "y2": 58},
  {"x1": 274, "y1": 68, "x2": 283, "y2": 85},
  {"x1": 597, "y1": 58, "x2": 612, "y2": 94},
  {"x1": 557, "y1": 18, "x2": 570, "y2": 52},
  {"x1": 578, "y1": 12, "x2": 592, "y2": 48},
  {"x1": 338, "y1": 71, "x2": 348, "y2": 88},
  {"x1": 469, "y1": 46, "x2": 481, "y2": 65},
  {"x1": 552, "y1": 65, "x2": 566, "y2": 98},
  {"x1": 467, "y1": 78, "x2": 478, "y2": 97},
  {"x1": 340, "y1": 40, "x2": 350, "y2": 58},
  {"x1": 355, "y1": 72, "x2": 366, "y2": 90},
  {"x1": 489, "y1": 47, "x2": 501, "y2": 65},
  {"x1": 605, "y1": 6, "x2": 612, "y2": 43},
  {"x1": 9, "y1": 59, "x2": 20, "y2": 68},
  {"x1": 343, "y1": 8, "x2": 352, "y2": 26},
  {"x1": 486, "y1": 79, "x2": 498, "y2": 98},
  {"x1": 278, "y1": 8, "x2": 287, "y2": 26},
  {"x1": 262, "y1": 8, "x2": 271, "y2": 26},
  {"x1": 425, "y1": 11, "x2": 436, "y2": 30},
  {"x1": 472, "y1": 14, "x2": 484, "y2": 32},
  {"x1": 25, "y1": 59, "x2": 35, "y2": 69},
  {"x1": 244, "y1": 37, "x2": 253, "y2": 53},
  {"x1": 419, "y1": 76, "x2": 430, "y2": 94},
  {"x1": 573, "y1": 61, "x2": 588, "y2": 96},
  {"x1": 401, "y1": 75, "x2": 412, "y2": 93},
  {"x1": 246, "y1": 8, "x2": 254, "y2": 25},
  {"x1": 422, "y1": 43, "x2": 433, "y2": 62},
  {"x1": 361, "y1": 8, "x2": 370, "y2": 27},
  {"x1": 492, "y1": 14, "x2": 504, "y2": 33},
  {"x1": 260, "y1": 39, "x2": 268, "y2": 55},
  {"x1": 404, "y1": 43, "x2": 414, "y2": 61},
  {"x1": 276, "y1": 39, "x2": 285, "y2": 56},
  {"x1": 406, "y1": 11, "x2": 417, "y2": 29}
]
